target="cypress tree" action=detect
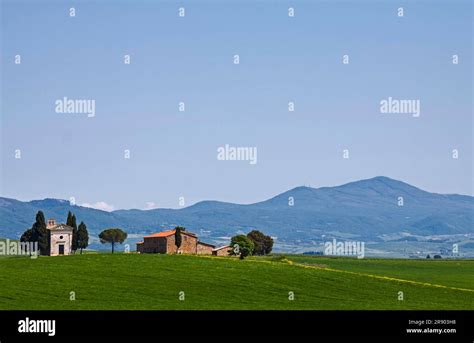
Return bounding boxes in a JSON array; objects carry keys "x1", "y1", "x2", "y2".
[
  {"x1": 76, "y1": 221, "x2": 89, "y2": 254},
  {"x1": 19, "y1": 228, "x2": 35, "y2": 256},
  {"x1": 20, "y1": 228, "x2": 34, "y2": 243},
  {"x1": 174, "y1": 226, "x2": 185, "y2": 253},
  {"x1": 32, "y1": 211, "x2": 49, "y2": 255},
  {"x1": 71, "y1": 214, "x2": 78, "y2": 253},
  {"x1": 66, "y1": 211, "x2": 73, "y2": 227}
]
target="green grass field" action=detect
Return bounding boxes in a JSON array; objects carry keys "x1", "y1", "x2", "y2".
[{"x1": 0, "y1": 253, "x2": 472, "y2": 310}]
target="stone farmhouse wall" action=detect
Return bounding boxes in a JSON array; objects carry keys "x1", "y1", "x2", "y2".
[
  {"x1": 171, "y1": 233, "x2": 198, "y2": 254},
  {"x1": 137, "y1": 230, "x2": 230, "y2": 256},
  {"x1": 197, "y1": 242, "x2": 214, "y2": 255},
  {"x1": 49, "y1": 229, "x2": 73, "y2": 256},
  {"x1": 212, "y1": 246, "x2": 231, "y2": 257},
  {"x1": 143, "y1": 236, "x2": 168, "y2": 253},
  {"x1": 142, "y1": 232, "x2": 198, "y2": 254}
]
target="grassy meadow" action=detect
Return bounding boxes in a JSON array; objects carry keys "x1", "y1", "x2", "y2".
[{"x1": 0, "y1": 253, "x2": 472, "y2": 310}]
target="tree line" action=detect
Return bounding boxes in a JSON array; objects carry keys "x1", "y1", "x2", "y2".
[
  {"x1": 20, "y1": 210, "x2": 89, "y2": 255},
  {"x1": 172, "y1": 226, "x2": 273, "y2": 259},
  {"x1": 19, "y1": 210, "x2": 129, "y2": 255},
  {"x1": 229, "y1": 230, "x2": 274, "y2": 259},
  {"x1": 19, "y1": 211, "x2": 271, "y2": 258}
]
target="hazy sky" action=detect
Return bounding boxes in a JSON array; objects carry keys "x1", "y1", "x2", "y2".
[{"x1": 1, "y1": 0, "x2": 472, "y2": 210}]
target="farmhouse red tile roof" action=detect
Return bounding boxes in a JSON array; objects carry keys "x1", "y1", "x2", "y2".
[
  {"x1": 213, "y1": 245, "x2": 231, "y2": 251},
  {"x1": 144, "y1": 229, "x2": 175, "y2": 238},
  {"x1": 197, "y1": 241, "x2": 215, "y2": 248},
  {"x1": 144, "y1": 229, "x2": 197, "y2": 239}
]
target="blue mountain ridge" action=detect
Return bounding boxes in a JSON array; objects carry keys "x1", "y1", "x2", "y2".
[{"x1": 0, "y1": 177, "x2": 472, "y2": 244}]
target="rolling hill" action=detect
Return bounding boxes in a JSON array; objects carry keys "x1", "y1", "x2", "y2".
[
  {"x1": 0, "y1": 254, "x2": 472, "y2": 310},
  {"x1": 0, "y1": 176, "x2": 472, "y2": 247}
]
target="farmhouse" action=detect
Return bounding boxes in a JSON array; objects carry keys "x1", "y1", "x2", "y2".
[
  {"x1": 46, "y1": 218, "x2": 73, "y2": 256},
  {"x1": 136, "y1": 229, "x2": 220, "y2": 255},
  {"x1": 212, "y1": 246, "x2": 231, "y2": 256}
]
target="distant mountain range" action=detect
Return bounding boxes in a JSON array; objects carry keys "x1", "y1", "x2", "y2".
[{"x1": 0, "y1": 177, "x2": 472, "y2": 248}]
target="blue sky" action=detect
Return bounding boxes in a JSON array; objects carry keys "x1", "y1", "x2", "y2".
[{"x1": 1, "y1": 0, "x2": 472, "y2": 210}]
